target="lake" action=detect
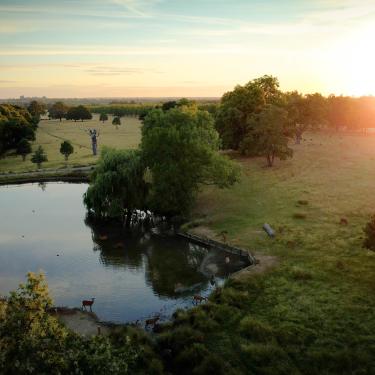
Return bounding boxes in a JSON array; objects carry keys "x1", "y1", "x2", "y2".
[{"x1": 0, "y1": 182, "x2": 245, "y2": 323}]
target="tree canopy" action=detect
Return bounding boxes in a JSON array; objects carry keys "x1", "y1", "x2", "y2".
[
  {"x1": 27, "y1": 100, "x2": 46, "y2": 121},
  {"x1": 215, "y1": 75, "x2": 281, "y2": 150},
  {"x1": 99, "y1": 113, "x2": 109, "y2": 122},
  {"x1": 84, "y1": 148, "x2": 148, "y2": 226},
  {"x1": 60, "y1": 140, "x2": 74, "y2": 161},
  {"x1": 141, "y1": 106, "x2": 240, "y2": 216},
  {"x1": 66, "y1": 105, "x2": 92, "y2": 122},
  {"x1": 0, "y1": 104, "x2": 37, "y2": 155},
  {"x1": 17, "y1": 138, "x2": 32, "y2": 161},
  {"x1": 31, "y1": 146, "x2": 48, "y2": 168},
  {"x1": 49, "y1": 101, "x2": 69, "y2": 121},
  {"x1": 241, "y1": 105, "x2": 293, "y2": 166}
]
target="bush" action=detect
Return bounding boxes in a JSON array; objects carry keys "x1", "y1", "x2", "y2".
[
  {"x1": 31, "y1": 146, "x2": 48, "y2": 168},
  {"x1": 290, "y1": 266, "x2": 313, "y2": 281},
  {"x1": 293, "y1": 212, "x2": 307, "y2": 219},
  {"x1": 363, "y1": 214, "x2": 375, "y2": 250},
  {"x1": 16, "y1": 138, "x2": 32, "y2": 161},
  {"x1": 239, "y1": 316, "x2": 273, "y2": 342}
]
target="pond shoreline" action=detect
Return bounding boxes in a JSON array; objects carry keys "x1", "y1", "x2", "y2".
[{"x1": 0, "y1": 165, "x2": 93, "y2": 185}]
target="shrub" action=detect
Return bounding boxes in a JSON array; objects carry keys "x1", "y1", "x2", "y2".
[
  {"x1": 290, "y1": 266, "x2": 313, "y2": 281},
  {"x1": 239, "y1": 316, "x2": 274, "y2": 342},
  {"x1": 16, "y1": 138, "x2": 32, "y2": 161},
  {"x1": 60, "y1": 140, "x2": 74, "y2": 161},
  {"x1": 297, "y1": 200, "x2": 309, "y2": 205},
  {"x1": 293, "y1": 212, "x2": 306, "y2": 219},
  {"x1": 31, "y1": 146, "x2": 48, "y2": 168}
]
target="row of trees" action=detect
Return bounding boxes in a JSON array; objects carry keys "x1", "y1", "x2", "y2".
[
  {"x1": 84, "y1": 105, "x2": 240, "y2": 222},
  {"x1": 48, "y1": 102, "x2": 92, "y2": 122}
]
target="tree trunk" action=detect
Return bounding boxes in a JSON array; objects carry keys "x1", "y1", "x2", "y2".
[
  {"x1": 65, "y1": 155, "x2": 68, "y2": 161},
  {"x1": 22, "y1": 155, "x2": 26, "y2": 161}
]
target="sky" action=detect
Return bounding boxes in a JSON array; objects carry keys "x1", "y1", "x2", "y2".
[{"x1": 0, "y1": 0, "x2": 375, "y2": 98}]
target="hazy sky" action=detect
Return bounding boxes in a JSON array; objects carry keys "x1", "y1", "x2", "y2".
[{"x1": 0, "y1": 0, "x2": 374, "y2": 98}]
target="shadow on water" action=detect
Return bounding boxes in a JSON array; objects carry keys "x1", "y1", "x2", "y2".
[{"x1": 0, "y1": 182, "x2": 248, "y2": 324}]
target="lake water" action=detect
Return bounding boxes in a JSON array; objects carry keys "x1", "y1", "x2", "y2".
[{"x1": 0, "y1": 182, "x2": 244, "y2": 324}]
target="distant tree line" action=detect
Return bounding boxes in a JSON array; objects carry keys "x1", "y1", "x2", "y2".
[{"x1": 215, "y1": 75, "x2": 375, "y2": 166}]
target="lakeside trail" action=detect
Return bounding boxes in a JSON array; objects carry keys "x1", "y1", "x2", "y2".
[{"x1": 0, "y1": 165, "x2": 93, "y2": 185}]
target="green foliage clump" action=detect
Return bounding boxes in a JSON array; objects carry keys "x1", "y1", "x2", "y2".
[
  {"x1": 112, "y1": 116, "x2": 121, "y2": 128},
  {"x1": 27, "y1": 100, "x2": 46, "y2": 121},
  {"x1": 0, "y1": 273, "x2": 141, "y2": 374},
  {"x1": 240, "y1": 104, "x2": 293, "y2": 166},
  {"x1": 16, "y1": 138, "x2": 32, "y2": 161},
  {"x1": 99, "y1": 112, "x2": 109, "y2": 122},
  {"x1": 293, "y1": 212, "x2": 307, "y2": 219},
  {"x1": 49, "y1": 101, "x2": 69, "y2": 121},
  {"x1": 363, "y1": 214, "x2": 375, "y2": 251},
  {"x1": 239, "y1": 316, "x2": 273, "y2": 342},
  {"x1": 60, "y1": 140, "x2": 74, "y2": 161},
  {"x1": 0, "y1": 104, "x2": 37, "y2": 155},
  {"x1": 31, "y1": 145, "x2": 48, "y2": 168},
  {"x1": 84, "y1": 148, "x2": 148, "y2": 225},
  {"x1": 66, "y1": 105, "x2": 92, "y2": 122},
  {"x1": 142, "y1": 106, "x2": 240, "y2": 216}
]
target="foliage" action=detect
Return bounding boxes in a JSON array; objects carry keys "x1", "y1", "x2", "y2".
[
  {"x1": 240, "y1": 104, "x2": 293, "y2": 166},
  {"x1": 0, "y1": 104, "x2": 37, "y2": 155},
  {"x1": 285, "y1": 91, "x2": 327, "y2": 143},
  {"x1": 59, "y1": 140, "x2": 74, "y2": 161},
  {"x1": 0, "y1": 273, "x2": 140, "y2": 374},
  {"x1": 99, "y1": 113, "x2": 109, "y2": 122},
  {"x1": 363, "y1": 214, "x2": 375, "y2": 250},
  {"x1": 90, "y1": 104, "x2": 155, "y2": 119},
  {"x1": 215, "y1": 75, "x2": 281, "y2": 150},
  {"x1": 84, "y1": 148, "x2": 148, "y2": 225},
  {"x1": 16, "y1": 138, "x2": 32, "y2": 161},
  {"x1": 48, "y1": 101, "x2": 69, "y2": 121},
  {"x1": 31, "y1": 145, "x2": 48, "y2": 168},
  {"x1": 112, "y1": 116, "x2": 121, "y2": 128},
  {"x1": 27, "y1": 100, "x2": 46, "y2": 121},
  {"x1": 141, "y1": 106, "x2": 240, "y2": 216},
  {"x1": 66, "y1": 105, "x2": 92, "y2": 122}
]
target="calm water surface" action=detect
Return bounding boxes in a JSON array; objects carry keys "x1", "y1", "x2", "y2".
[{"x1": 0, "y1": 182, "x2": 231, "y2": 323}]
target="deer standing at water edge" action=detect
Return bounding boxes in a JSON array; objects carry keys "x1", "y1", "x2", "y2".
[{"x1": 82, "y1": 298, "x2": 95, "y2": 312}]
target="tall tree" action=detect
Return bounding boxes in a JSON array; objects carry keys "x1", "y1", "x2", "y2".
[
  {"x1": 84, "y1": 149, "x2": 148, "y2": 227},
  {"x1": 215, "y1": 75, "x2": 281, "y2": 150},
  {"x1": 142, "y1": 107, "x2": 240, "y2": 216},
  {"x1": 241, "y1": 105, "x2": 293, "y2": 166},
  {"x1": 66, "y1": 105, "x2": 92, "y2": 122},
  {"x1": 27, "y1": 100, "x2": 46, "y2": 121},
  {"x1": 49, "y1": 102, "x2": 69, "y2": 122},
  {"x1": 0, "y1": 104, "x2": 37, "y2": 155},
  {"x1": 285, "y1": 92, "x2": 327, "y2": 144},
  {"x1": 17, "y1": 138, "x2": 32, "y2": 161}
]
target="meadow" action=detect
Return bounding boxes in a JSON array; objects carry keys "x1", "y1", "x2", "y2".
[
  {"x1": 188, "y1": 131, "x2": 375, "y2": 373},
  {"x1": 0, "y1": 114, "x2": 142, "y2": 173}
]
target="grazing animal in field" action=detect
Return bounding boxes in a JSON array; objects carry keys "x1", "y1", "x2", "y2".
[
  {"x1": 340, "y1": 218, "x2": 348, "y2": 225},
  {"x1": 193, "y1": 295, "x2": 207, "y2": 304},
  {"x1": 145, "y1": 316, "x2": 160, "y2": 328},
  {"x1": 82, "y1": 298, "x2": 95, "y2": 311}
]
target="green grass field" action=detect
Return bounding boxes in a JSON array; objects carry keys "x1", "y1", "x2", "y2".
[
  {"x1": 0, "y1": 114, "x2": 142, "y2": 173},
  {"x1": 189, "y1": 132, "x2": 375, "y2": 373}
]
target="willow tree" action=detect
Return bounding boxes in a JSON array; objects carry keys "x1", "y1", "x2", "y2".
[
  {"x1": 141, "y1": 106, "x2": 240, "y2": 216},
  {"x1": 83, "y1": 148, "x2": 148, "y2": 227}
]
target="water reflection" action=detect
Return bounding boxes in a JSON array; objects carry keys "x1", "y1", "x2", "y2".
[
  {"x1": 85, "y1": 218, "x2": 208, "y2": 298},
  {"x1": 0, "y1": 183, "x2": 245, "y2": 323}
]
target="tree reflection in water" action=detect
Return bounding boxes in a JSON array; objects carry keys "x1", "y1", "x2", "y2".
[{"x1": 85, "y1": 217, "x2": 209, "y2": 299}]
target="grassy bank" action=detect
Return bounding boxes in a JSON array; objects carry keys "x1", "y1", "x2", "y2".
[
  {"x1": 0, "y1": 114, "x2": 142, "y2": 173},
  {"x1": 183, "y1": 132, "x2": 375, "y2": 373}
]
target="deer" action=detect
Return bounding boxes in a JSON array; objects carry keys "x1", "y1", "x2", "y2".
[
  {"x1": 82, "y1": 298, "x2": 95, "y2": 312},
  {"x1": 193, "y1": 295, "x2": 207, "y2": 304},
  {"x1": 145, "y1": 315, "x2": 160, "y2": 328}
]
